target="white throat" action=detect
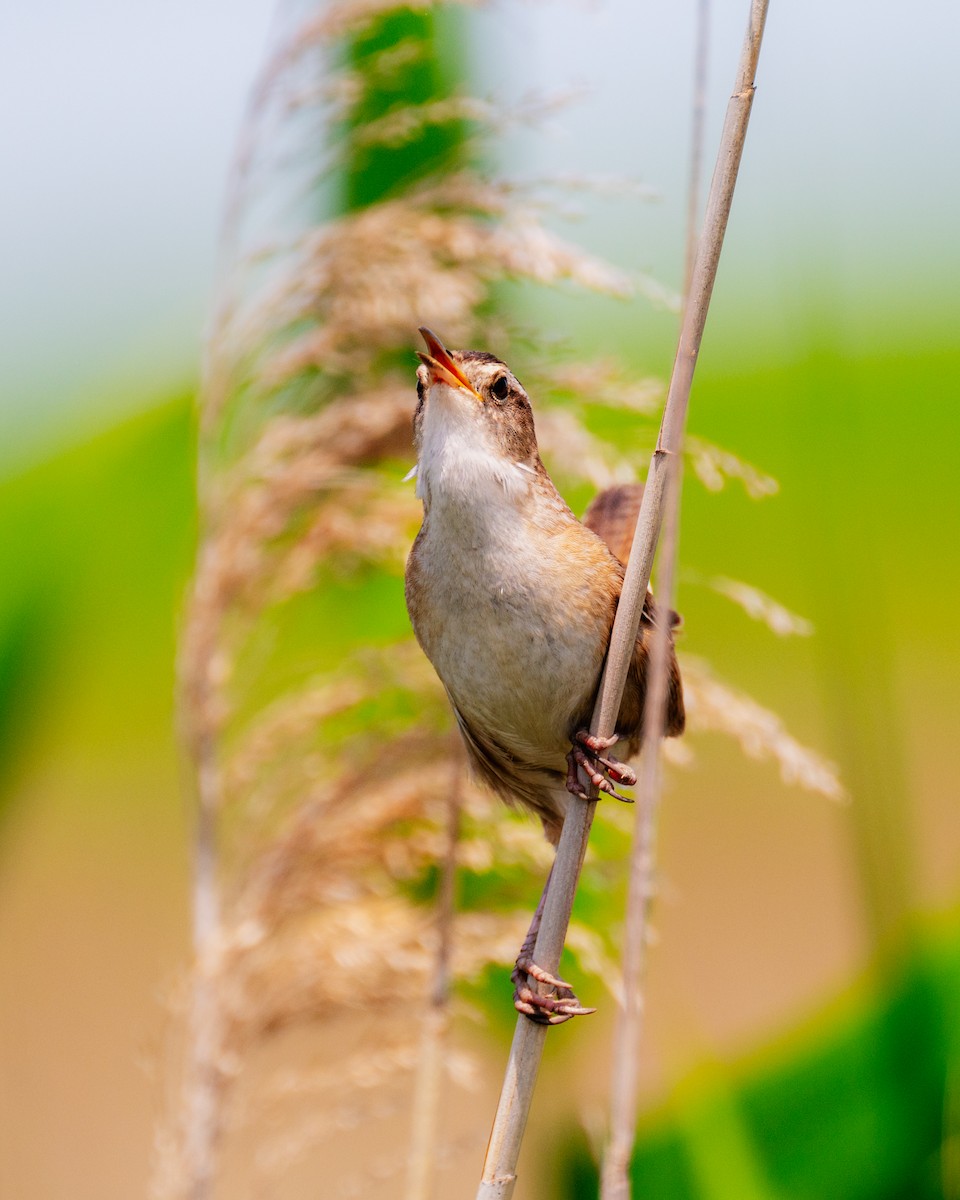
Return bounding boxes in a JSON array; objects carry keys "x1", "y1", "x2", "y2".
[{"x1": 415, "y1": 388, "x2": 532, "y2": 511}]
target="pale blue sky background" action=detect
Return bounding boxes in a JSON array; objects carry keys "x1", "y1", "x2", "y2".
[{"x1": 1, "y1": 0, "x2": 957, "y2": 465}]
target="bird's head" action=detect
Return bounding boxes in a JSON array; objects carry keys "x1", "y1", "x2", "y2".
[{"x1": 414, "y1": 327, "x2": 540, "y2": 474}]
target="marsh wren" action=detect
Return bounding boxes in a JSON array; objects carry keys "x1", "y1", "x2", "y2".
[{"x1": 405, "y1": 328, "x2": 685, "y2": 1023}]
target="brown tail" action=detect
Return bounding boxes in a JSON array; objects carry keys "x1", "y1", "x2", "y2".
[
  {"x1": 585, "y1": 484, "x2": 686, "y2": 739},
  {"x1": 584, "y1": 483, "x2": 683, "y2": 636},
  {"x1": 582, "y1": 483, "x2": 645, "y2": 567}
]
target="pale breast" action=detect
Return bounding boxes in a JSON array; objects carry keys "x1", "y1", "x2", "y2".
[{"x1": 406, "y1": 500, "x2": 620, "y2": 772}]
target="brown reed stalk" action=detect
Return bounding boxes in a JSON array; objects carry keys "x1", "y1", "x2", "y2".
[
  {"x1": 600, "y1": 466, "x2": 682, "y2": 1200},
  {"x1": 600, "y1": 2, "x2": 708, "y2": 1194},
  {"x1": 478, "y1": 2, "x2": 771, "y2": 1195},
  {"x1": 602, "y1": 3, "x2": 770, "y2": 1195},
  {"x1": 683, "y1": 0, "x2": 711, "y2": 301},
  {"x1": 179, "y1": 726, "x2": 227, "y2": 1200},
  {"x1": 404, "y1": 741, "x2": 463, "y2": 1200}
]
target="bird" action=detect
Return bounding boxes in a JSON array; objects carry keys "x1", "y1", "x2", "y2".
[{"x1": 404, "y1": 327, "x2": 685, "y2": 1023}]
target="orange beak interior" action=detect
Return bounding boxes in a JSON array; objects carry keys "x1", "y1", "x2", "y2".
[{"x1": 417, "y1": 327, "x2": 481, "y2": 400}]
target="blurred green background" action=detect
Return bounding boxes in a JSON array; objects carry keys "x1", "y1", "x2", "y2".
[{"x1": 1, "y1": 2, "x2": 959, "y2": 1198}]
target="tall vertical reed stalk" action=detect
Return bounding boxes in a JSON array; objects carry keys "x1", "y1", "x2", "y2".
[{"x1": 479, "y1": 2, "x2": 771, "y2": 1195}]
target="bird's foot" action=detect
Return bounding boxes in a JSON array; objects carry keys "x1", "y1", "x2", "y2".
[
  {"x1": 566, "y1": 730, "x2": 637, "y2": 803},
  {"x1": 511, "y1": 957, "x2": 596, "y2": 1026}
]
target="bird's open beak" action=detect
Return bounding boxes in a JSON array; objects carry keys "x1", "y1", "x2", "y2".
[{"x1": 417, "y1": 327, "x2": 482, "y2": 401}]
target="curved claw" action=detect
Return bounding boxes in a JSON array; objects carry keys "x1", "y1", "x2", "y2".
[
  {"x1": 575, "y1": 730, "x2": 619, "y2": 753},
  {"x1": 514, "y1": 985, "x2": 597, "y2": 1025},
  {"x1": 574, "y1": 730, "x2": 638, "y2": 785},
  {"x1": 595, "y1": 755, "x2": 637, "y2": 786},
  {"x1": 566, "y1": 745, "x2": 635, "y2": 803},
  {"x1": 513, "y1": 956, "x2": 572, "y2": 993},
  {"x1": 512, "y1": 958, "x2": 597, "y2": 1026},
  {"x1": 514, "y1": 998, "x2": 575, "y2": 1026}
]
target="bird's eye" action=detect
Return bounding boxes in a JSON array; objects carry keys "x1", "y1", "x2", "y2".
[
  {"x1": 416, "y1": 378, "x2": 425, "y2": 401},
  {"x1": 491, "y1": 374, "x2": 509, "y2": 402}
]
